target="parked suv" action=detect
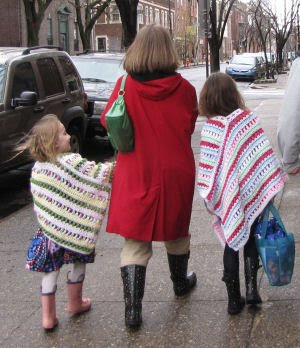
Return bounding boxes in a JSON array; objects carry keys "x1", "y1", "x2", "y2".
[
  {"x1": 0, "y1": 46, "x2": 88, "y2": 174},
  {"x1": 71, "y1": 52, "x2": 125, "y2": 139}
]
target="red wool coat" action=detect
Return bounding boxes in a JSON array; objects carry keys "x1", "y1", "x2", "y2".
[{"x1": 101, "y1": 73, "x2": 198, "y2": 241}]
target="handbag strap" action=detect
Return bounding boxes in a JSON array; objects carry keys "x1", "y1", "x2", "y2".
[
  {"x1": 259, "y1": 201, "x2": 286, "y2": 238},
  {"x1": 119, "y1": 73, "x2": 128, "y2": 95}
]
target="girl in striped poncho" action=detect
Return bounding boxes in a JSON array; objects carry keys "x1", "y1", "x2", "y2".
[
  {"x1": 18, "y1": 115, "x2": 114, "y2": 331},
  {"x1": 197, "y1": 73, "x2": 287, "y2": 315}
]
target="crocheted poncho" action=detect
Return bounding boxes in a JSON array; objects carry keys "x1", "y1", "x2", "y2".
[
  {"x1": 197, "y1": 109, "x2": 287, "y2": 251},
  {"x1": 31, "y1": 153, "x2": 114, "y2": 255}
]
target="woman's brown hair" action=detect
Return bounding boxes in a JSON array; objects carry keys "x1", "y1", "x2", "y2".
[
  {"x1": 198, "y1": 72, "x2": 246, "y2": 118},
  {"x1": 123, "y1": 24, "x2": 180, "y2": 74},
  {"x1": 15, "y1": 114, "x2": 60, "y2": 162}
]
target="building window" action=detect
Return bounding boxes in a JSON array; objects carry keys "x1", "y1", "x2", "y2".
[
  {"x1": 97, "y1": 37, "x2": 106, "y2": 52},
  {"x1": 155, "y1": 8, "x2": 160, "y2": 24},
  {"x1": 145, "y1": 6, "x2": 149, "y2": 24},
  {"x1": 47, "y1": 17, "x2": 53, "y2": 45},
  {"x1": 155, "y1": 9, "x2": 160, "y2": 24},
  {"x1": 138, "y1": 4, "x2": 144, "y2": 24},
  {"x1": 164, "y1": 11, "x2": 168, "y2": 28},
  {"x1": 110, "y1": 5, "x2": 121, "y2": 23},
  {"x1": 171, "y1": 12, "x2": 174, "y2": 30},
  {"x1": 58, "y1": 13, "x2": 69, "y2": 52},
  {"x1": 74, "y1": 21, "x2": 79, "y2": 51},
  {"x1": 150, "y1": 7, "x2": 153, "y2": 23}
]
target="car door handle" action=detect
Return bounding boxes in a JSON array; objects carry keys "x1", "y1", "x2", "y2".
[
  {"x1": 33, "y1": 106, "x2": 45, "y2": 112},
  {"x1": 62, "y1": 98, "x2": 71, "y2": 104}
]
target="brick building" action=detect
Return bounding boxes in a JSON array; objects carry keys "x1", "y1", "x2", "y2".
[
  {"x1": 0, "y1": 0, "x2": 22, "y2": 47},
  {"x1": 0, "y1": 0, "x2": 83, "y2": 55},
  {"x1": 174, "y1": 0, "x2": 198, "y2": 63},
  {"x1": 230, "y1": 1, "x2": 248, "y2": 55},
  {"x1": 94, "y1": 0, "x2": 175, "y2": 52}
]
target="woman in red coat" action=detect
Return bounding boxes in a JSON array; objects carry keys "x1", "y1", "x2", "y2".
[{"x1": 101, "y1": 24, "x2": 198, "y2": 329}]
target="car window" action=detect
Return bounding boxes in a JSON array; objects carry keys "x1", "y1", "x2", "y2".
[
  {"x1": 72, "y1": 58, "x2": 124, "y2": 83},
  {"x1": 37, "y1": 57, "x2": 64, "y2": 97},
  {"x1": 0, "y1": 64, "x2": 6, "y2": 102},
  {"x1": 11, "y1": 62, "x2": 39, "y2": 100},
  {"x1": 231, "y1": 56, "x2": 255, "y2": 65},
  {"x1": 59, "y1": 56, "x2": 81, "y2": 92}
]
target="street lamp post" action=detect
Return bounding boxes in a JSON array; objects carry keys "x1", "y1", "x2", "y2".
[
  {"x1": 204, "y1": 0, "x2": 209, "y2": 78},
  {"x1": 297, "y1": 4, "x2": 300, "y2": 51}
]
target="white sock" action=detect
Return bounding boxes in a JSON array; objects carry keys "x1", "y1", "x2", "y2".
[
  {"x1": 41, "y1": 271, "x2": 60, "y2": 294},
  {"x1": 67, "y1": 263, "x2": 86, "y2": 283}
]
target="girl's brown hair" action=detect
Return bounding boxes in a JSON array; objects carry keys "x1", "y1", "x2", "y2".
[
  {"x1": 123, "y1": 24, "x2": 180, "y2": 74},
  {"x1": 16, "y1": 114, "x2": 60, "y2": 162},
  {"x1": 198, "y1": 72, "x2": 246, "y2": 118}
]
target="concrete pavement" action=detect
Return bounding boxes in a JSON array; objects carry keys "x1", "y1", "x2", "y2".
[{"x1": 1, "y1": 72, "x2": 299, "y2": 348}]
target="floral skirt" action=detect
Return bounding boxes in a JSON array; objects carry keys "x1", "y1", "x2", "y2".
[{"x1": 26, "y1": 229, "x2": 95, "y2": 273}]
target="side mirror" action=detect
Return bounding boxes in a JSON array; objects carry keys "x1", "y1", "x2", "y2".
[{"x1": 11, "y1": 91, "x2": 38, "y2": 108}]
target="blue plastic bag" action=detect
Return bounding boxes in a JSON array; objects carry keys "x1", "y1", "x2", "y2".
[{"x1": 255, "y1": 201, "x2": 295, "y2": 286}]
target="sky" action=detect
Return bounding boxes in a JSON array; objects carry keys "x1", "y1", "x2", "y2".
[{"x1": 241, "y1": 0, "x2": 295, "y2": 21}]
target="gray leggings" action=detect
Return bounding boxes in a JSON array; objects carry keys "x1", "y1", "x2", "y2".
[{"x1": 41, "y1": 262, "x2": 86, "y2": 294}]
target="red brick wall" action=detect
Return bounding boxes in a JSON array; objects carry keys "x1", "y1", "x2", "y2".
[{"x1": 0, "y1": 0, "x2": 21, "y2": 46}]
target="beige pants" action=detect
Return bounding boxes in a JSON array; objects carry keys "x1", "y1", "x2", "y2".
[{"x1": 120, "y1": 235, "x2": 191, "y2": 267}]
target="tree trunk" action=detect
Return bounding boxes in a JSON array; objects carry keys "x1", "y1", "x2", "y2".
[
  {"x1": 23, "y1": 0, "x2": 52, "y2": 47},
  {"x1": 115, "y1": 0, "x2": 139, "y2": 49},
  {"x1": 83, "y1": 28, "x2": 92, "y2": 50},
  {"x1": 277, "y1": 45, "x2": 284, "y2": 70},
  {"x1": 23, "y1": 0, "x2": 40, "y2": 46},
  {"x1": 209, "y1": 28, "x2": 220, "y2": 73}
]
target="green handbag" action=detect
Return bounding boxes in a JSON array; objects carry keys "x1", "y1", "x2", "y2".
[{"x1": 106, "y1": 74, "x2": 134, "y2": 153}]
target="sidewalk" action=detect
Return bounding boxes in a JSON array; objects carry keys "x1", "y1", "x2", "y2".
[{"x1": 1, "y1": 73, "x2": 299, "y2": 348}]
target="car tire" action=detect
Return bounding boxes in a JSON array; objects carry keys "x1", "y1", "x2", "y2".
[{"x1": 68, "y1": 124, "x2": 83, "y2": 153}]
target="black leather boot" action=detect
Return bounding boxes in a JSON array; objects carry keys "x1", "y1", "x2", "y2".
[
  {"x1": 167, "y1": 251, "x2": 197, "y2": 296},
  {"x1": 222, "y1": 272, "x2": 245, "y2": 315},
  {"x1": 244, "y1": 256, "x2": 262, "y2": 305},
  {"x1": 121, "y1": 265, "x2": 146, "y2": 329}
]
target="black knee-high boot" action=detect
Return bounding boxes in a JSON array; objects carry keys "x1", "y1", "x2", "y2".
[
  {"x1": 121, "y1": 265, "x2": 146, "y2": 329},
  {"x1": 223, "y1": 245, "x2": 245, "y2": 315},
  {"x1": 167, "y1": 251, "x2": 197, "y2": 296},
  {"x1": 244, "y1": 256, "x2": 262, "y2": 305},
  {"x1": 222, "y1": 272, "x2": 246, "y2": 315},
  {"x1": 244, "y1": 220, "x2": 262, "y2": 305}
]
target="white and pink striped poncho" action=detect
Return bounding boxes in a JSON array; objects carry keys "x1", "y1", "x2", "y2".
[{"x1": 197, "y1": 108, "x2": 287, "y2": 251}]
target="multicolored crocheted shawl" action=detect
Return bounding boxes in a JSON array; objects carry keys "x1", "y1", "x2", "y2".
[
  {"x1": 31, "y1": 153, "x2": 114, "y2": 255},
  {"x1": 197, "y1": 109, "x2": 287, "y2": 251}
]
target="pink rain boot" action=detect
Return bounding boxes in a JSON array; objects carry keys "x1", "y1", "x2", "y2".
[
  {"x1": 41, "y1": 292, "x2": 59, "y2": 331},
  {"x1": 66, "y1": 280, "x2": 91, "y2": 314}
]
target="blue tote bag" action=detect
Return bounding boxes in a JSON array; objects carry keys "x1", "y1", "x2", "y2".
[{"x1": 255, "y1": 201, "x2": 295, "y2": 286}]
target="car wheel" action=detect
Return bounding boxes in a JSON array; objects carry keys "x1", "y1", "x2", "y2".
[{"x1": 68, "y1": 125, "x2": 83, "y2": 153}]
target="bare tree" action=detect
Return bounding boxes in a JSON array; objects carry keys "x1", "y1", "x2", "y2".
[
  {"x1": 249, "y1": 0, "x2": 272, "y2": 78},
  {"x1": 209, "y1": 0, "x2": 236, "y2": 72},
  {"x1": 70, "y1": 0, "x2": 111, "y2": 51},
  {"x1": 115, "y1": 0, "x2": 139, "y2": 49},
  {"x1": 266, "y1": 0, "x2": 300, "y2": 70},
  {"x1": 23, "y1": 0, "x2": 53, "y2": 46}
]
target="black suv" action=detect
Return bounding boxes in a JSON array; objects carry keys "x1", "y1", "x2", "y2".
[
  {"x1": 71, "y1": 52, "x2": 125, "y2": 139},
  {"x1": 0, "y1": 46, "x2": 88, "y2": 174}
]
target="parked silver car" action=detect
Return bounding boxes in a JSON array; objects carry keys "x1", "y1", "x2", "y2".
[{"x1": 71, "y1": 52, "x2": 125, "y2": 138}]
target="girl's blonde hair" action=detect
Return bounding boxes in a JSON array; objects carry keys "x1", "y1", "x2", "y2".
[
  {"x1": 16, "y1": 114, "x2": 61, "y2": 162},
  {"x1": 123, "y1": 24, "x2": 180, "y2": 74},
  {"x1": 198, "y1": 72, "x2": 246, "y2": 118}
]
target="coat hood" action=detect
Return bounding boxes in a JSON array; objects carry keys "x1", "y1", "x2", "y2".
[{"x1": 130, "y1": 73, "x2": 183, "y2": 101}]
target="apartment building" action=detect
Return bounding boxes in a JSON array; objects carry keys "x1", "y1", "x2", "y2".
[
  {"x1": 0, "y1": 0, "x2": 83, "y2": 55},
  {"x1": 94, "y1": 1, "x2": 175, "y2": 52}
]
